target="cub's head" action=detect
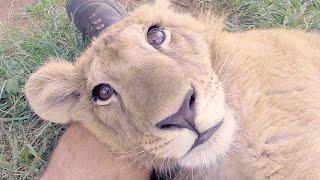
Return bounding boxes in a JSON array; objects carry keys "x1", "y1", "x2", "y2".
[{"x1": 25, "y1": 0, "x2": 236, "y2": 170}]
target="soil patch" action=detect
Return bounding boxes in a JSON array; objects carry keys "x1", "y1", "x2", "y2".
[{"x1": 0, "y1": 0, "x2": 33, "y2": 28}]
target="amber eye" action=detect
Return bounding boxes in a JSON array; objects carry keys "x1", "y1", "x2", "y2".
[
  {"x1": 147, "y1": 26, "x2": 166, "y2": 47},
  {"x1": 92, "y1": 84, "x2": 115, "y2": 101}
]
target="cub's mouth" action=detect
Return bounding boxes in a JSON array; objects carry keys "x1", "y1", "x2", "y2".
[{"x1": 189, "y1": 120, "x2": 223, "y2": 150}]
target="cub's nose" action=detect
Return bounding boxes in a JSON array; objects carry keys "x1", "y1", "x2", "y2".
[{"x1": 156, "y1": 89, "x2": 197, "y2": 132}]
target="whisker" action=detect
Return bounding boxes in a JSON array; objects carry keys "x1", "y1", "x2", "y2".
[
  {"x1": 119, "y1": 150, "x2": 148, "y2": 170},
  {"x1": 108, "y1": 141, "x2": 143, "y2": 155},
  {"x1": 145, "y1": 155, "x2": 158, "y2": 171},
  {"x1": 117, "y1": 150, "x2": 146, "y2": 159}
]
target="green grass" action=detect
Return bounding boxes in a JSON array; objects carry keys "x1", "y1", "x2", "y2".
[
  {"x1": 0, "y1": 0, "x2": 85, "y2": 178},
  {"x1": 0, "y1": 0, "x2": 319, "y2": 179},
  {"x1": 201, "y1": 0, "x2": 320, "y2": 31}
]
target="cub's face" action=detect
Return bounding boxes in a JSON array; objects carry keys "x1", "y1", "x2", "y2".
[{"x1": 25, "y1": 1, "x2": 236, "y2": 170}]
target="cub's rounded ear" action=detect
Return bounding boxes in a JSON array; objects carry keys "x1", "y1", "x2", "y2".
[{"x1": 25, "y1": 59, "x2": 81, "y2": 124}]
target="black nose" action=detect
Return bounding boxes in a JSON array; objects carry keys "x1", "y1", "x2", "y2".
[{"x1": 156, "y1": 89, "x2": 197, "y2": 132}]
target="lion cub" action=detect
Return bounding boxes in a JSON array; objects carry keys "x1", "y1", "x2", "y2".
[{"x1": 25, "y1": 0, "x2": 320, "y2": 179}]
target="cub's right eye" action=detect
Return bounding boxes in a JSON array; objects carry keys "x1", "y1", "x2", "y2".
[
  {"x1": 147, "y1": 25, "x2": 166, "y2": 48},
  {"x1": 92, "y1": 84, "x2": 115, "y2": 105}
]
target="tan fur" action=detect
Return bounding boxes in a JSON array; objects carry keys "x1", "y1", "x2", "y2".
[{"x1": 25, "y1": 0, "x2": 320, "y2": 179}]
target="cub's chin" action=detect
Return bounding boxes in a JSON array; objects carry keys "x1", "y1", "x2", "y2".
[{"x1": 178, "y1": 111, "x2": 236, "y2": 168}]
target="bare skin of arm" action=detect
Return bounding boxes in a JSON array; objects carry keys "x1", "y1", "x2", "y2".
[{"x1": 41, "y1": 123, "x2": 150, "y2": 180}]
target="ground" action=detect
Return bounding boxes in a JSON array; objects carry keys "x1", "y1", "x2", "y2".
[
  {"x1": 0, "y1": 0, "x2": 33, "y2": 30},
  {"x1": 0, "y1": 0, "x2": 319, "y2": 179}
]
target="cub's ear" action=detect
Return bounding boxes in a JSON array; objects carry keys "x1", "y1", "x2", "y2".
[{"x1": 25, "y1": 59, "x2": 81, "y2": 124}]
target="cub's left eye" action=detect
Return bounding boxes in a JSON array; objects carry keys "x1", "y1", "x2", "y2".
[
  {"x1": 147, "y1": 26, "x2": 166, "y2": 47},
  {"x1": 92, "y1": 84, "x2": 115, "y2": 105}
]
